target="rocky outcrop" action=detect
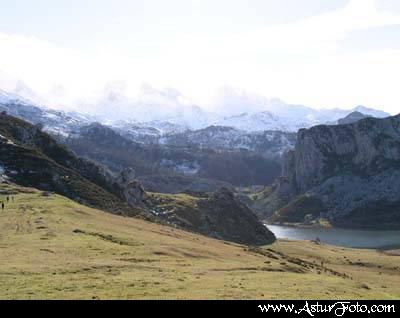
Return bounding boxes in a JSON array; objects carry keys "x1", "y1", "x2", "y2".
[
  {"x1": 146, "y1": 188, "x2": 276, "y2": 246},
  {"x1": 115, "y1": 168, "x2": 145, "y2": 206},
  {"x1": 263, "y1": 114, "x2": 400, "y2": 229},
  {"x1": 197, "y1": 188, "x2": 276, "y2": 245}
]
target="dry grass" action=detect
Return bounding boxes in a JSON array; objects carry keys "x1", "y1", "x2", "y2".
[{"x1": 0, "y1": 183, "x2": 399, "y2": 300}]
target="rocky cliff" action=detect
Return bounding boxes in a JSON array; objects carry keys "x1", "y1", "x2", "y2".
[
  {"x1": 146, "y1": 188, "x2": 276, "y2": 245},
  {"x1": 263, "y1": 114, "x2": 400, "y2": 229}
]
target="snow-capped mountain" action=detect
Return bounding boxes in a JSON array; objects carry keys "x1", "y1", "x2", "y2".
[
  {"x1": 0, "y1": 88, "x2": 33, "y2": 105},
  {"x1": 93, "y1": 86, "x2": 391, "y2": 133},
  {"x1": 0, "y1": 85, "x2": 393, "y2": 167},
  {"x1": 0, "y1": 85, "x2": 391, "y2": 139},
  {"x1": 209, "y1": 88, "x2": 390, "y2": 132},
  {"x1": 0, "y1": 89, "x2": 95, "y2": 136},
  {"x1": 85, "y1": 84, "x2": 218, "y2": 129},
  {"x1": 216, "y1": 111, "x2": 283, "y2": 131},
  {"x1": 12, "y1": 80, "x2": 48, "y2": 106},
  {"x1": 159, "y1": 126, "x2": 297, "y2": 159}
]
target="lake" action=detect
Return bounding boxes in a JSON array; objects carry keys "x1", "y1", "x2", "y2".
[{"x1": 267, "y1": 224, "x2": 400, "y2": 249}]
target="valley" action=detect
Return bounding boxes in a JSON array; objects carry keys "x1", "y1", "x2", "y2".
[
  {"x1": 2, "y1": 0, "x2": 400, "y2": 302},
  {"x1": 0, "y1": 90, "x2": 399, "y2": 300}
]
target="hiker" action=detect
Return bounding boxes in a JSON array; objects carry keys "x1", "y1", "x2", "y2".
[
  {"x1": 1, "y1": 202, "x2": 4, "y2": 211},
  {"x1": 6, "y1": 196, "x2": 9, "y2": 203}
]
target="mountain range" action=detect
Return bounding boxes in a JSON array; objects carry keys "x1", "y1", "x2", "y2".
[
  {"x1": 0, "y1": 86, "x2": 392, "y2": 196},
  {"x1": 1, "y1": 85, "x2": 400, "y2": 300},
  {"x1": 0, "y1": 87, "x2": 390, "y2": 136}
]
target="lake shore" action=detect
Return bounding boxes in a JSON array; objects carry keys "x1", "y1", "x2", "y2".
[{"x1": 266, "y1": 224, "x2": 400, "y2": 250}]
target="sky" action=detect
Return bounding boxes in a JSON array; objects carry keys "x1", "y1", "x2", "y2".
[{"x1": 0, "y1": 0, "x2": 399, "y2": 114}]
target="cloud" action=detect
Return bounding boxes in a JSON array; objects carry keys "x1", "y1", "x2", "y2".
[{"x1": 0, "y1": 0, "x2": 399, "y2": 114}]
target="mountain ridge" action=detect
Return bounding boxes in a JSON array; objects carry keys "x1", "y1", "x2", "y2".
[
  {"x1": 0, "y1": 87, "x2": 390, "y2": 134},
  {"x1": 258, "y1": 114, "x2": 400, "y2": 229}
]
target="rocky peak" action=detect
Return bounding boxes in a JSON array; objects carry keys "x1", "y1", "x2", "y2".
[{"x1": 337, "y1": 111, "x2": 369, "y2": 125}]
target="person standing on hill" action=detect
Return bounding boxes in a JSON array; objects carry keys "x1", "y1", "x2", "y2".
[
  {"x1": 6, "y1": 196, "x2": 9, "y2": 203},
  {"x1": 1, "y1": 202, "x2": 4, "y2": 211}
]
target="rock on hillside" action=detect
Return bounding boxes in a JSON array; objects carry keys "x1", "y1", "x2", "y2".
[
  {"x1": 199, "y1": 188, "x2": 276, "y2": 245},
  {"x1": 261, "y1": 114, "x2": 400, "y2": 229},
  {"x1": 116, "y1": 168, "x2": 145, "y2": 206},
  {"x1": 147, "y1": 188, "x2": 276, "y2": 246}
]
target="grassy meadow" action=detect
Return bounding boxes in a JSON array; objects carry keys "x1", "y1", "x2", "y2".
[{"x1": 0, "y1": 183, "x2": 399, "y2": 300}]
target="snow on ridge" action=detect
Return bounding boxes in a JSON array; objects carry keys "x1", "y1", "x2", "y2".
[{"x1": 0, "y1": 85, "x2": 391, "y2": 137}]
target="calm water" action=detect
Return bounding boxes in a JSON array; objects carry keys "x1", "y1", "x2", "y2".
[{"x1": 267, "y1": 224, "x2": 400, "y2": 249}]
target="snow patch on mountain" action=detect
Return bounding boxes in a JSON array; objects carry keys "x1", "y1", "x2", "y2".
[
  {"x1": 0, "y1": 86, "x2": 391, "y2": 140},
  {"x1": 0, "y1": 88, "x2": 33, "y2": 105},
  {"x1": 160, "y1": 159, "x2": 200, "y2": 176}
]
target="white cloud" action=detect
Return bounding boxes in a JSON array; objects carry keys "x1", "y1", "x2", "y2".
[{"x1": 0, "y1": 0, "x2": 399, "y2": 114}]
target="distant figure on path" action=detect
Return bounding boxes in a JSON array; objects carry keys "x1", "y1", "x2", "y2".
[
  {"x1": 1, "y1": 202, "x2": 4, "y2": 211},
  {"x1": 6, "y1": 196, "x2": 9, "y2": 203}
]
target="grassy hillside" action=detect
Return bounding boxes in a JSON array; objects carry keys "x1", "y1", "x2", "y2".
[
  {"x1": 0, "y1": 113, "x2": 145, "y2": 218},
  {"x1": 1, "y1": 183, "x2": 400, "y2": 300}
]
